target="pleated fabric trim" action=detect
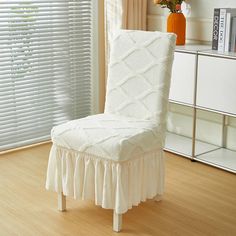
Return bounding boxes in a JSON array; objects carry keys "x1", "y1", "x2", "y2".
[{"x1": 46, "y1": 144, "x2": 165, "y2": 214}]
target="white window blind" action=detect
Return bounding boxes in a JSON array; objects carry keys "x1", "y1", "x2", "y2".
[{"x1": 0, "y1": 0, "x2": 94, "y2": 151}]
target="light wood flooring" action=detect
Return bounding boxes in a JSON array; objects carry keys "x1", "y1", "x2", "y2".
[{"x1": 0, "y1": 143, "x2": 236, "y2": 236}]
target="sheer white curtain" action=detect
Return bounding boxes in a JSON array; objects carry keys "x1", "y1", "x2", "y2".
[
  {"x1": 104, "y1": 0, "x2": 147, "y2": 66},
  {"x1": 0, "y1": 0, "x2": 96, "y2": 151},
  {"x1": 105, "y1": 0, "x2": 123, "y2": 65}
]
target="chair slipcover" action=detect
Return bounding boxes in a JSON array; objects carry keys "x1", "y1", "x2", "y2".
[{"x1": 46, "y1": 30, "x2": 176, "y2": 214}]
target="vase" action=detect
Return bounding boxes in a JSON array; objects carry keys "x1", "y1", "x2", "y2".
[{"x1": 167, "y1": 13, "x2": 186, "y2": 45}]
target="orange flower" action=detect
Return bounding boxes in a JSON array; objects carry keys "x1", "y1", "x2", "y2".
[
  {"x1": 176, "y1": 4, "x2": 181, "y2": 11},
  {"x1": 153, "y1": 0, "x2": 185, "y2": 13}
]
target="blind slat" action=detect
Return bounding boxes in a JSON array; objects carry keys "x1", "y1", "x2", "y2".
[{"x1": 0, "y1": 59, "x2": 91, "y2": 75}]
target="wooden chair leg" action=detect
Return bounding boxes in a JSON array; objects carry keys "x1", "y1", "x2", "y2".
[
  {"x1": 154, "y1": 194, "x2": 163, "y2": 202},
  {"x1": 113, "y1": 211, "x2": 122, "y2": 232},
  {"x1": 58, "y1": 192, "x2": 66, "y2": 211}
]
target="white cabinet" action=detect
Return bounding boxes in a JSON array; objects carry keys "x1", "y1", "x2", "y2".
[
  {"x1": 165, "y1": 46, "x2": 236, "y2": 173},
  {"x1": 169, "y1": 52, "x2": 196, "y2": 105},
  {"x1": 197, "y1": 55, "x2": 236, "y2": 115}
]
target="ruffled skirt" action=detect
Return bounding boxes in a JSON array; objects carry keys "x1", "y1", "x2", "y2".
[{"x1": 46, "y1": 144, "x2": 165, "y2": 214}]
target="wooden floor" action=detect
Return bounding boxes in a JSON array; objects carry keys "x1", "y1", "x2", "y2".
[{"x1": 0, "y1": 144, "x2": 236, "y2": 236}]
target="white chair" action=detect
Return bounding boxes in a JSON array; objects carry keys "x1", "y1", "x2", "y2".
[{"x1": 46, "y1": 30, "x2": 176, "y2": 232}]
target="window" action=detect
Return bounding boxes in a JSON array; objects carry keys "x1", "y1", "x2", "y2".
[{"x1": 0, "y1": 0, "x2": 97, "y2": 151}]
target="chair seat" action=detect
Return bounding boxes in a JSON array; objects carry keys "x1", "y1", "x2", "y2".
[{"x1": 51, "y1": 114, "x2": 163, "y2": 162}]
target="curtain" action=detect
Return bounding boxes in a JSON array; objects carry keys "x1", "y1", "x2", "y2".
[
  {"x1": 122, "y1": 0, "x2": 147, "y2": 30},
  {"x1": 0, "y1": 0, "x2": 95, "y2": 151},
  {"x1": 105, "y1": 0, "x2": 123, "y2": 65},
  {"x1": 104, "y1": 0, "x2": 147, "y2": 78},
  {"x1": 105, "y1": 0, "x2": 147, "y2": 41}
]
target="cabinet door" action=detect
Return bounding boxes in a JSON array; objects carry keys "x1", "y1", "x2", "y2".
[
  {"x1": 197, "y1": 55, "x2": 236, "y2": 115},
  {"x1": 169, "y1": 52, "x2": 196, "y2": 105}
]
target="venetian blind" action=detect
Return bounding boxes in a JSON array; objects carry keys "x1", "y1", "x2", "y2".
[{"x1": 0, "y1": 0, "x2": 93, "y2": 151}]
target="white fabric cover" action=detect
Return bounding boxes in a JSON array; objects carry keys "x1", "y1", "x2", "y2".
[
  {"x1": 51, "y1": 114, "x2": 163, "y2": 161},
  {"x1": 46, "y1": 144, "x2": 164, "y2": 214},
  {"x1": 105, "y1": 30, "x2": 176, "y2": 121},
  {"x1": 46, "y1": 30, "x2": 176, "y2": 214}
]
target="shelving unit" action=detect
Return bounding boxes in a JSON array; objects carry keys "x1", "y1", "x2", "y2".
[
  {"x1": 165, "y1": 132, "x2": 219, "y2": 158},
  {"x1": 196, "y1": 148, "x2": 236, "y2": 173},
  {"x1": 165, "y1": 45, "x2": 236, "y2": 174}
]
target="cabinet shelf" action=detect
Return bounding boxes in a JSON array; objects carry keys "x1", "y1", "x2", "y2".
[
  {"x1": 199, "y1": 50, "x2": 236, "y2": 60},
  {"x1": 169, "y1": 99, "x2": 194, "y2": 108},
  {"x1": 167, "y1": 45, "x2": 236, "y2": 173},
  {"x1": 165, "y1": 132, "x2": 219, "y2": 158},
  {"x1": 195, "y1": 105, "x2": 236, "y2": 118},
  {"x1": 195, "y1": 148, "x2": 236, "y2": 173}
]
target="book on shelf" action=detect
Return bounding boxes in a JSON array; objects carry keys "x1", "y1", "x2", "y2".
[
  {"x1": 224, "y1": 9, "x2": 236, "y2": 52},
  {"x1": 212, "y1": 8, "x2": 220, "y2": 50},
  {"x1": 230, "y1": 17, "x2": 236, "y2": 52},
  {"x1": 218, "y1": 8, "x2": 228, "y2": 52},
  {"x1": 211, "y1": 8, "x2": 236, "y2": 52}
]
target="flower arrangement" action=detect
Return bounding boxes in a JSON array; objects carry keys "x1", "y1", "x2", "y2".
[{"x1": 153, "y1": 0, "x2": 185, "y2": 13}]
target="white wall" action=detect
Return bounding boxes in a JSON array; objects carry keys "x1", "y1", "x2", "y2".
[{"x1": 147, "y1": 0, "x2": 236, "y2": 43}]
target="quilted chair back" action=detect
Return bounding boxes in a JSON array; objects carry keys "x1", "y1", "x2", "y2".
[{"x1": 104, "y1": 30, "x2": 176, "y2": 123}]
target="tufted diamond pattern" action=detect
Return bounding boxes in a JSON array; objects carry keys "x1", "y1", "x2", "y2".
[
  {"x1": 50, "y1": 30, "x2": 176, "y2": 162},
  {"x1": 105, "y1": 30, "x2": 176, "y2": 122},
  {"x1": 51, "y1": 114, "x2": 163, "y2": 161}
]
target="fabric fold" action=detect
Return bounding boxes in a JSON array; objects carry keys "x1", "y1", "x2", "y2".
[{"x1": 46, "y1": 144, "x2": 165, "y2": 214}]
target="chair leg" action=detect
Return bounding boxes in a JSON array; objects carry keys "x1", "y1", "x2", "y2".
[
  {"x1": 154, "y1": 194, "x2": 163, "y2": 202},
  {"x1": 113, "y1": 211, "x2": 122, "y2": 232},
  {"x1": 58, "y1": 192, "x2": 66, "y2": 211}
]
